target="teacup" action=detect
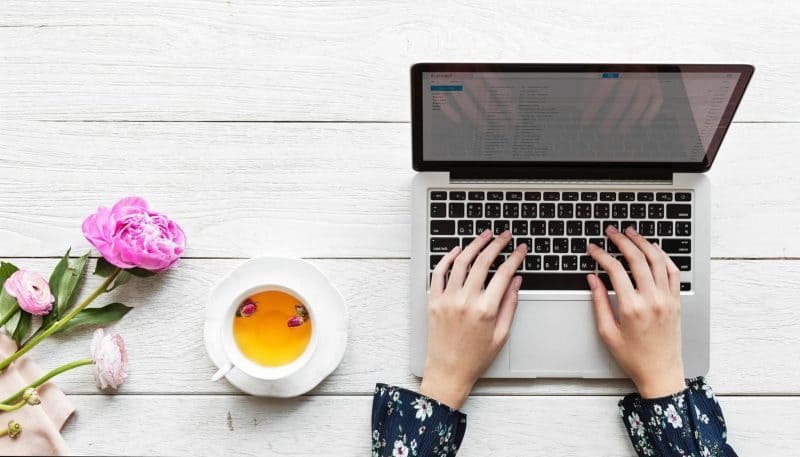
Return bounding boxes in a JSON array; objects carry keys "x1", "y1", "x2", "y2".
[{"x1": 211, "y1": 284, "x2": 318, "y2": 382}]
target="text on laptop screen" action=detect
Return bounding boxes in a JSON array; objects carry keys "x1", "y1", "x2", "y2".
[{"x1": 421, "y1": 71, "x2": 740, "y2": 162}]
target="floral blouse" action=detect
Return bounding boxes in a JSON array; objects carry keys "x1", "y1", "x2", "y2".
[{"x1": 372, "y1": 378, "x2": 736, "y2": 456}]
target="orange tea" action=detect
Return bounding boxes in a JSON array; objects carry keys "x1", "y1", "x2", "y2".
[{"x1": 232, "y1": 290, "x2": 312, "y2": 367}]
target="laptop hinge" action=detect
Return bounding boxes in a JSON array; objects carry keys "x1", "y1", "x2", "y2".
[{"x1": 449, "y1": 167, "x2": 673, "y2": 181}]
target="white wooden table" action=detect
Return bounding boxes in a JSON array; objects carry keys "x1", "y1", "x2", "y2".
[{"x1": 2, "y1": 1, "x2": 799, "y2": 455}]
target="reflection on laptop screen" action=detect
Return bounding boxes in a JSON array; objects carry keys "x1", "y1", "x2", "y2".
[{"x1": 421, "y1": 71, "x2": 740, "y2": 162}]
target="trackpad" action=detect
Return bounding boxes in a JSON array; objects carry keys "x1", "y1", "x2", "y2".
[{"x1": 509, "y1": 299, "x2": 618, "y2": 377}]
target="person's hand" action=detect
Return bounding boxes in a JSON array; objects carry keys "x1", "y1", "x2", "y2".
[
  {"x1": 420, "y1": 229, "x2": 526, "y2": 408},
  {"x1": 586, "y1": 225, "x2": 685, "y2": 399}
]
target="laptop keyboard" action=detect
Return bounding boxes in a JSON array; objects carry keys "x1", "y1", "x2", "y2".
[{"x1": 428, "y1": 189, "x2": 693, "y2": 291}]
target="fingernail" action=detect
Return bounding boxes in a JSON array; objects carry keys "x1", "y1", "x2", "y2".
[
  {"x1": 625, "y1": 226, "x2": 637, "y2": 236},
  {"x1": 606, "y1": 225, "x2": 618, "y2": 234},
  {"x1": 481, "y1": 229, "x2": 492, "y2": 238},
  {"x1": 502, "y1": 230, "x2": 512, "y2": 238},
  {"x1": 452, "y1": 246, "x2": 461, "y2": 254},
  {"x1": 517, "y1": 243, "x2": 528, "y2": 252},
  {"x1": 587, "y1": 274, "x2": 597, "y2": 290},
  {"x1": 513, "y1": 276, "x2": 523, "y2": 290},
  {"x1": 587, "y1": 243, "x2": 596, "y2": 251}
]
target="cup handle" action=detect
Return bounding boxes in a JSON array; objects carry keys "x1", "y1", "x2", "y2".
[{"x1": 211, "y1": 362, "x2": 233, "y2": 382}]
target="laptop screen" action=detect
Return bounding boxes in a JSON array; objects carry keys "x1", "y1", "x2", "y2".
[{"x1": 412, "y1": 64, "x2": 753, "y2": 172}]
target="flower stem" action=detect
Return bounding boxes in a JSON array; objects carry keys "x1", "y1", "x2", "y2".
[
  {"x1": 0, "y1": 398, "x2": 26, "y2": 413},
  {"x1": 0, "y1": 268, "x2": 121, "y2": 372},
  {"x1": 1, "y1": 358, "x2": 93, "y2": 405},
  {"x1": 0, "y1": 421, "x2": 22, "y2": 439},
  {"x1": 0, "y1": 304, "x2": 19, "y2": 328}
]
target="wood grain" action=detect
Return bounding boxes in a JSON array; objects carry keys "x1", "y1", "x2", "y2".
[
  {"x1": 1, "y1": 121, "x2": 797, "y2": 258},
  {"x1": 6, "y1": 257, "x2": 795, "y2": 396},
  {"x1": 1, "y1": 1, "x2": 798, "y2": 121},
  {"x1": 58, "y1": 394, "x2": 798, "y2": 456}
]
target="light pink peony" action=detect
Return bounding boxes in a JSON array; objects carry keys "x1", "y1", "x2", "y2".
[
  {"x1": 3, "y1": 270, "x2": 55, "y2": 316},
  {"x1": 82, "y1": 197, "x2": 186, "y2": 272},
  {"x1": 90, "y1": 328, "x2": 128, "y2": 390}
]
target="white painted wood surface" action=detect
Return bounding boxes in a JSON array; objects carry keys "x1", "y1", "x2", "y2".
[{"x1": 2, "y1": 1, "x2": 798, "y2": 454}]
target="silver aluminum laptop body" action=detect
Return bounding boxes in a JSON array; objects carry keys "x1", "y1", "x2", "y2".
[{"x1": 409, "y1": 63, "x2": 753, "y2": 378}]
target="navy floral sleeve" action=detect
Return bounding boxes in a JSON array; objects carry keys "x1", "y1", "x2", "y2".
[
  {"x1": 372, "y1": 384, "x2": 466, "y2": 457},
  {"x1": 620, "y1": 377, "x2": 737, "y2": 456}
]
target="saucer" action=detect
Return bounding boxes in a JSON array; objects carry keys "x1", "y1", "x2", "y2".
[{"x1": 203, "y1": 257, "x2": 348, "y2": 397}]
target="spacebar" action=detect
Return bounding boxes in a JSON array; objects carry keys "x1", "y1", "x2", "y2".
[{"x1": 486, "y1": 273, "x2": 591, "y2": 290}]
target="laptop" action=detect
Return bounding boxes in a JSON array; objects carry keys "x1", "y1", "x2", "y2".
[{"x1": 410, "y1": 63, "x2": 753, "y2": 378}]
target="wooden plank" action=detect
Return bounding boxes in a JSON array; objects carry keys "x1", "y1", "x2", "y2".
[
  {"x1": 0, "y1": 121, "x2": 797, "y2": 258},
  {"x1": 10, "y1": 258, "x2": 799, "y2": 396},
  {"x1": 1, "y1": 1, "x2": 798, "y2": 121},
  {"x1": 58, "y1": 394, "x2": 798, "y2": 456}
]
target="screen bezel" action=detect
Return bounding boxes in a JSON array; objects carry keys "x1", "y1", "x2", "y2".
[{"x1": 411, "y1": 63, "x2": 753, "y2": 176}]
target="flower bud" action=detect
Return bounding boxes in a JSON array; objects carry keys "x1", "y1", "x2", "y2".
[
  {"x1": 22, "y1": 388, "x2": 40, "y2": 406},
  {"x1": 287, "y1": 315, "x2": 305, "y2": 327},
  {"x1": 6, "y1": 421, "x2": 21, "y2": 439}
]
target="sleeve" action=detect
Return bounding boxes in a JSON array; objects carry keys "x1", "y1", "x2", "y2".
[
  {"x1": 371, "y1": 383, "x2": 467, "y2": 457},
  {"x1": 619, "y1": 377, "x2": 737, "y2": 457}
]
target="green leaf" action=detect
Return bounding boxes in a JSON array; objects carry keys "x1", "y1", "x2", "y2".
[
  {"x1": 11, "y1": 311, "x2": 31, "y2": 346},
  {"x1": 93, "y1": 257, "x2": 117, "y2": 278},
  {"x1": 0, "y1": 262, "x2": 20, "y2": 327},
  {"x1": 54, "y1": 303, "x2": 133, "y2": 334},
  {"x1": 128, "y1": 268, "x2": 156, "y2": 278},
  {"x1": 0, "y1": 262, "x2": 19, "y2": 284}
]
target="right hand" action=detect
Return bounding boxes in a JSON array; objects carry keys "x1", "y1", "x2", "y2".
[{"x1": 586, "y1": 225, "x2": 686, "y2": 398}]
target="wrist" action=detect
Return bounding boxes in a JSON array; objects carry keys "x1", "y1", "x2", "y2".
[
  {"x1": 636, "y1": 370, "x2": 686, "y2": 399},
  {"x1": 420, "y1": 370, "x2": 472, "y2": 409}
]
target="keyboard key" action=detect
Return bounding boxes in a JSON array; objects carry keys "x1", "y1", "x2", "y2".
[
  {"x1": 675, "y1": 192, "x2": 692, "y2": 202},
  {"x1": 647, "y1": 238, "x2": 660, "y2": 246},
  {"x1": 558, "y1": 203, "x2": 574, "y2": 218},
  {"x1": 457, "y1": 220, "x2": 474, "y2": 236},
  {"x1": 467, "y1": 203, "x2": 483, "y2": 218},
  {"x1": 612, "y1": 203, "x2": 628, "y2": 219},
  {"x1": 671, "y1": 256, "x2": 691, "y2": 271},
  {"x1": 571, "y1": 238, "x2": 587, "y2": 253},
  {"x1": 503, "y1": 203, "x2": 520, "y2": 218},
  {"x1": 490, "y1": 255, "x2": 506, "y2": 270},
  {"x1": 502, "y1": 239, "x2": 514, "y2": 253},
  {"x1": 525, "y1": 255, "x2": 542, "y2": 271},
  {"x1": 680, "y1": 282, "x2": 691, "y2": 291},
  {"x1": 561, "y1": 255, "x2": 578, "y2": 271},
  {"x1": 449, "y1": 202, "x2": 465, "y2": 218},
  {"x1": 468, "y1": 191, "x2": 485, "y2": 201},
  {"x1": 576, "y1": 203, "x2": 592, "y2": 218},
  {"x1": 543, "y1": 256, "x2": 560, "y2": 270},
  {"x1": 656, "y1": 192, "x2": 673, "y2": 201},
  {"x1": 597, "y1": 272, "x2": 637, "y2": 291},
  {"x1": 566, "y1": 220, "x2": 583, "y2": 236},
  {"x1": 648, "y1": 204, "x2": 665, "y2": 219},
  {"x1": 619, "y1": 192, "x2": 635, "y2": 201},
  {"x1": 658, "y1": 221, "x2": 674, "y2": 236},
  {"x1": 603, "y1": 221, "x2": 620, "y2": 232},
  {"x1": 661, "y1": 239, "x2": 691, "y2": 253},
  {"x1": 594, "y1": 203, "x2": 610, "y2": 218},
  {"x1": 430, "y1": 203, "x2": 446, "y2": 218},
  {"x1": 589, "y1": 238, "x2": 605, "y2": 249},
  {"x1": 639, "y1": 221, "x2": 655, "y2": 236},
  {"x1": 676, "y1": 221, "x2": 691, "y2": 236},
  {"x1": 483, "y1": 272, "x2": 592, "y2": 290},
  {"x1": 579, "y1": 255, "x2": 596, "y2": 270},
  {"x1": 553, "y1": 238, "x2": 569, "y2": 253},
  {"x1": 667, "y1": 204, "x2": 692, "y2": 219},
  {"x1": 607, "y1": 239, "x2": 620, "y2": 254},
  {"x1": 516, "y1": 237, "x2": 532, "y2": 252},
  {"x1": 430, "y1": 220, "x2": 455, "y2": 235},
  {"x1": 585, "y1": 221, "x2": 601, "y2": 236},
  {"x1": 521, "y1": 203, "x2": 537, "y2": 218},
  {"x1": 524, "y1": 191, "x2": 542, "y2": 201},
  {"x1": 621, "y1": 220, "x2": 637, "y2": 231},
  {"x1": 548, "y1": 221, "x2": 564, "y2": 236},
  {"x1": 580, "y1": 192, "x2": 598, "y2": 201},
  {"x1": 430, "y1": 255, "x2": 444, "y2": 269},
  {"x1": 430, "y1": 191, "x2": 447, "y2": 200},
  {"x1": 617, "y1": 256, "x2": 631, "y2": 271},
  {"x1": 430, "y1": 237, "x2": 459, "y2": 252},
  {"x1": 485, "y1": 203, "x2": 502, "y2": 218},
  {"x1": 487, "y1": 191, "x2": 504, "y2": 201},
  {"x1": 637, "y1": 192, "x2": 654, "y2": 201},
  {"x1": 449, "y1": 191, "x2": 466, "y2": 200},
  {"x1": 476, "y1": 220, "x2": 492, "y2": 234},
  {"x1": 543, "y1": 192, "x2": 560, "y2": 201},
  {"x1": 530, "y1": 221, "x2": 546, "y2": 236},
  {"x1": 562, "y1": 192, "x2": 579, "y2": 201},
  {"x1": 506, "y1": 191, "x2": 522, "y2": 201},
  {"x1": 493, "y1": 220, "x2": 510, "y2": 235},
  {"x1": 600, "y1": 192, "x2": 617, "y2": 201},
  {"x1": 512, "y1": 220, "x2": 528, "y2": 235},
  {"x1": 630, "y1": 204, "x2": 646, "y2": 218},
  {"x1": 540, "y1": 203, "x2": 556, "y2": 218},
  {"x1": 463, "y1": 237, "x2": 478, "y2": 248},
  {"x1": 534, "y1": 238, "x2": 551, "y2": 253}
]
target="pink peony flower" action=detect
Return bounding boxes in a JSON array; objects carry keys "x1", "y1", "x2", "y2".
[
  {"x1": 3, "y1": 270, "x2": 55, "y2": 316},
  {"x1": 287, "y1": 315, "x2": 305, "y2": 327},
  {"x1": 90, "y1": 328, "x2": 128, "y2": 390},
  {"x1": 82, "y1": 197, "x2": 186, "y2": 272}
]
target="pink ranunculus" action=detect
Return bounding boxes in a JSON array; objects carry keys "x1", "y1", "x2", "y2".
[
  {"x1": 90, "y1": 328, "x2": 128, "y2": 390},
  {"x1": 82, "y1": 197, "x2": 186, "y2": 272},
  {"x1": 3, "y1": 270, "x2": 55, "y2": 316}
]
